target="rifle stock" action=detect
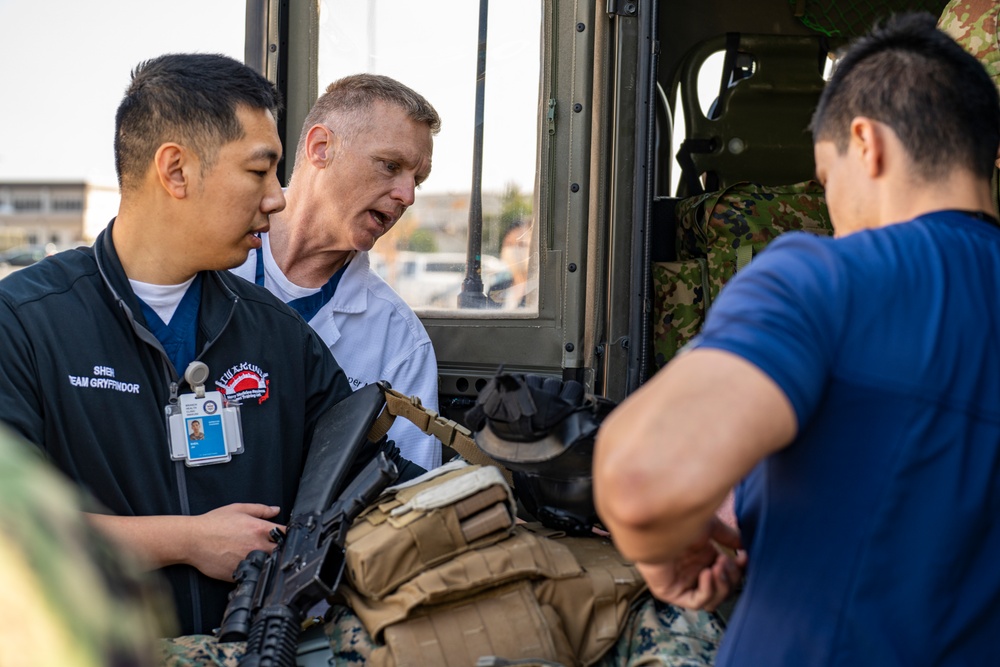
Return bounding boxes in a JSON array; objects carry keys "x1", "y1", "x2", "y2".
[{"x1": 218, "y1": 383, "x2": 401, "y2": 667}]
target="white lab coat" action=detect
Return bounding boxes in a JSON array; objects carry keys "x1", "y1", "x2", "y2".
[{"x1": 232, "y1": 234, "x2": 441, "y2": 471}]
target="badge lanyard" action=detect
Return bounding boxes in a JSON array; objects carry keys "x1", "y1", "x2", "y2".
[{"x1": 165, "y1": 361, "x2": 245, "y2": 467}]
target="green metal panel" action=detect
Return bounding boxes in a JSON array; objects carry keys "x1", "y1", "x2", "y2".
[
  {"x1": 283, "y1": 1, "x2": 319, "y2": 181},
  {"x1": 244, "y1": 0, "x2": 317, "y2": 183}
]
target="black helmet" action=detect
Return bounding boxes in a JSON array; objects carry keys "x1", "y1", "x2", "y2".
[{"x1": 466, "y1": 372, "x2": 614, "y2": 535}]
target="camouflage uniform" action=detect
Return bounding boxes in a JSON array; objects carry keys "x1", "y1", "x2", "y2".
[
  {"x1": 157, "y1": 605, "x2": 372, "y2": 667},
  {"x1": 596, "y1": 598, "x2": 722, "y2": 667},
  {"x1": 938, "y1": 0, "x2": 1000, "y2": 94},
  {"x1": 158, "y1": 597, "x2": 721, "y2": 667},
  {"x1": 652, "y1": 181, "x2": 832, "y2": 368},
  {"x1": 938, "y1": 0, "x2": 1000, "y2": 220},
  {"x1": 0, "y1": 424, "x2": 174, "y2": 667}
]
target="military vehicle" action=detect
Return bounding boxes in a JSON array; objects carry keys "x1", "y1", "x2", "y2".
[{"x1": 251, "y1": 0, "x2": 954, "y2": 413}]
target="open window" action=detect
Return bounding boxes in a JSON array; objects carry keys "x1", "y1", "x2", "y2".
[{"x1": 317, "y1": 0, "x2": 543, "y2": 316}]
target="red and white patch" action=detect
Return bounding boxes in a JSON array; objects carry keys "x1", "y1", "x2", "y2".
[{"x1": 216, "y1": 362, "x2": 271, "y2": 405}]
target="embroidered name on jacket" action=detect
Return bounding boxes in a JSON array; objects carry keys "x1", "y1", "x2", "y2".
[
  {"x1": 67, "y1": 365, "x2": 141, "y2": 394},
  {"x1": 216, "y1": 362, "x2": 271, "y2": 404}
]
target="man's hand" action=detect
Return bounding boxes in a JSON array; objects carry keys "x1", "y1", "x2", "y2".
[
  {"x1": 86, "y1": 503, "x2": 284, "y2": 583},
  {"x1": 188, "y1": 503, "x2": 284, "y2": 581},
  {"x1": 636, "y1": 517, "x2": 746, "y2": 611}
]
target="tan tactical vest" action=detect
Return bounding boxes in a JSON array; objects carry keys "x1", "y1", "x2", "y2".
[{"x1": 341, "y1": 462, "x2": 647, "y2": 667}]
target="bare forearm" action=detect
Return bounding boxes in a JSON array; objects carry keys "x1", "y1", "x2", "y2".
[
  {"x1": 86, "y1": 503, "x2": 283, "y2": 582},
  {"x1": 595, "y1": 459, "x2": 727, "y2": 563},
  {"x1": 85, "y1": 512, "x2": 192, "y2": 570},
  {"x1": 605, "y1": 466, "x2": 737, "y2": 562},
  {"x1": 594, "y1": 349, "x2": 795, "y2": 562},
  {"x1": 594, "y1": 379, "x2": 732, "y2": 559}
]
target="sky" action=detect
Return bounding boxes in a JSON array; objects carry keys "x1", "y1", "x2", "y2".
[
  {"x1": 0, "y1": 1, "x2": 245, "y2": 187},
  {"x1": 0, "y1": 0, "x2": 539, "y2": 195}
]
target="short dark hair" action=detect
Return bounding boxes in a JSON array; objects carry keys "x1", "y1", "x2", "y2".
[
  {"x1": 295, "y1": 74, "x2": 440, "y2": 163},
  {"x1": 811, "y1": 12, "x2": 1000, "y2": 181},
  {"x1": 114, "y1": 53, "x2": 282, "y2": 192}
]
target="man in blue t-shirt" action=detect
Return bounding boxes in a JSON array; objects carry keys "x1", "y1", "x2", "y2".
[{"x1": 594, "y1": 13, "x2": 1000, "y2": 666}]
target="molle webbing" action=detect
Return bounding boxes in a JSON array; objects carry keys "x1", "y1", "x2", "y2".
[
  {"x1": 343, "y1": 513, "x2": 647, "y2": 667},
  {"x1": 345, "y1": 463, "x2": 518, "y2": 600},
  {"x1": 371, "y1": 581, "x2": 570, "y2": 667}
]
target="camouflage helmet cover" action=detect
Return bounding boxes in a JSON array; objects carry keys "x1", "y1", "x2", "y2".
[{"x1": 938, "y1": 0, "x2": 1000, "y2": 95}]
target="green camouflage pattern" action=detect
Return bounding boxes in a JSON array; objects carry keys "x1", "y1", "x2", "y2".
[
  {"x1": 651, "y1": 260, "x2": 707, "y2": 369},
  {"x1": 0, "y1": 424, "x2": 174, "y2": 667},
  {"x1": 680, "y1": 180, "x2": 832, "y2": 304},
  {"x1": 653, "y1": 181, "x2": 832, "y2": 368},
  {"x1": 938, "y1": 0, "x2": 1000, "y2": 94},
  {"x1": 159, "y1": 635, "x2": 244, "y2": 667},
  {"x1": 156, "y1": 597, "x2": 721, "y2": 666}
]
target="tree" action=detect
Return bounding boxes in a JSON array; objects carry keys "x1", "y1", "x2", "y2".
[
  {"x1": 486, "y1": 181, "x2": 532, "y2": 255},
  {"x1": 403, "y1": 228, "x2": 438, "y2": 253}
]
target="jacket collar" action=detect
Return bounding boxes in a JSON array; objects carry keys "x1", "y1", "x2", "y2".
[
  {"x1": 94, "y1": 220, "x2": 152, "y2": 333},
  {"x1": 94, "y1": 219, "x2": 239, "y2": 366}
]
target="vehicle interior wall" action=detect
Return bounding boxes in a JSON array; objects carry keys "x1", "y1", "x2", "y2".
[
  {"x1": 655, "y1": 1, "x2": 831, "y2": 208},
  {"x1": 643, "y1": 0, "x2": 951, "y2": 377},
  {"x1": 655, "y1": 0, "x2": 946, "y2": 206}
]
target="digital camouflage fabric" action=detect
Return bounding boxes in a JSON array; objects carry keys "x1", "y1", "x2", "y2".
[
  {"x1": 0, "y1": 424, "x2": 174, "y2": 667},
  {"x1": 157, "y1": 598, "x2": 722, "y2": 667},
  {"x1": 938, "y1": 0, "x2": 1000, "y2": 216},
  {"x1": 938, "y1": 0, "x2": 1000, "y2": 94},
  {"x1": 157, "y1": 607, "x2": 386, "y2": 667},
  {"x1": 653, "y1": 181, "x2": 832, "y2": 368}
]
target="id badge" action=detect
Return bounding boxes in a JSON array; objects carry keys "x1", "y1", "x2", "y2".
[{"x1": 166, "y1": 362, "x2": 245, "y2": 466}]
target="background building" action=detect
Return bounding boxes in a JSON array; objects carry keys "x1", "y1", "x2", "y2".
[{"x1": 0, "y1": 182, "x2": 119, "y2": 252}]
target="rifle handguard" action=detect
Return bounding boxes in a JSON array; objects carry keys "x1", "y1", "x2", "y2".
[{"x1": 240, "y1": 605, "x2": 300, "y2": 667}]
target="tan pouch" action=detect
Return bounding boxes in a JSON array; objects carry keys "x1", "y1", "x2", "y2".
[
  {"x1": 368, "y1": 581, "x2": 575, "y2": 667},
  {"x1": 343, "y1": 525, "x2": 582, "y2": 638},
  {"x1": 345, "y1": 461, "x2": 517, "y2": 599},
  {"x1": 346, "y1": 524, "x2": 647, "y2": 667},
  {"x1": 531, "y1": 532, "x2": 648, "y2": 666}
]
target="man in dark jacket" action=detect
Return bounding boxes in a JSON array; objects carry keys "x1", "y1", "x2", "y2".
[{"x1": 0, "y1": 53, "x2": 355, "y2": 636}]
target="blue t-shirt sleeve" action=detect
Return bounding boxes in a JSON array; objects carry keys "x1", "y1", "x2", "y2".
[{"x1": 691, "y1": 233, "x2": 844, "y2": 428}]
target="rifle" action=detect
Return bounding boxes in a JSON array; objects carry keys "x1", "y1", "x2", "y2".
[{"x1": 217, "y1": 382, "x2": 401, "y2": 667}]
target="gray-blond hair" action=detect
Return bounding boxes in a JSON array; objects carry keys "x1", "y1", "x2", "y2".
[{"x1": 295, "y1": 74, "x2": 440, "y2": 164}]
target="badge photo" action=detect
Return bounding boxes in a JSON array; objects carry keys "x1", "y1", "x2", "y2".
[{"x1": 165, "y1": 362, "x2": 245, "y2": 466}]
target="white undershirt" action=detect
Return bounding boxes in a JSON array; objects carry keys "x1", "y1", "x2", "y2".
[
  {"x1": 257, "y1": 233, "x2": 322, "y2": 302},
  {"x1": 129, "y1": 276, "x2": 196, "y2": 324}
]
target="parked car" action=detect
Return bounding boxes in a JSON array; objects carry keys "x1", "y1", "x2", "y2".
[
  {"x1": 0, "y1": 244, "x2": 56, "y2": 267},
  {"x1": 372, "y1": 251, "x2": 508, "y2": 309}
]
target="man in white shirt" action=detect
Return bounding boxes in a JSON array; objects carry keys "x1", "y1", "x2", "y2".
[{"x1": 232, "y1": 74, "x2": 441, "y2": 471}]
